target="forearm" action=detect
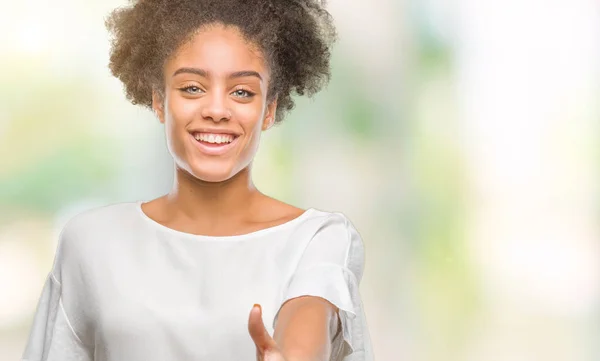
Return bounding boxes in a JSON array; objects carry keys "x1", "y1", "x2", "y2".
[{"x1": 274, "y1": 296, "x2": 340, "y2": 361}]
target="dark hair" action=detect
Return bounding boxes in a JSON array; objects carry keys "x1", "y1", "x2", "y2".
[{"x1": 105, "y1": 0, "x2": 337, "y2": 124}]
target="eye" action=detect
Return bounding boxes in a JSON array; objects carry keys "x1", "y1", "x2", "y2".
[
  {"x1": 231, "y1": 89, "x2": 255, "y2": 98},
  {"x1": 179, "y1": 86, "x2": 204, "y2": 95}
]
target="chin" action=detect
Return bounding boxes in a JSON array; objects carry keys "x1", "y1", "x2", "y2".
[
  {"x1": 187, "y1": 161, "x2": 239, "y2": 183},
  {"x1": 194, "y1": 173, "x2": 233, "y2": 183}
]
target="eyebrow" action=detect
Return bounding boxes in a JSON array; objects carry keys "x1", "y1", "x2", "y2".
[{"x1": 172, "y1": 67, "x2": 263, "y2": 81}]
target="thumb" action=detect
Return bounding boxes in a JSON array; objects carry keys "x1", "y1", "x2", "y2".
[{"x1": 248, "y1": 304, "x2": 278, "y2": 354}]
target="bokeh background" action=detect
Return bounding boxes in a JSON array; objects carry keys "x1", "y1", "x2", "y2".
[{"x1": 1, "y1": 0, "x2": 599, "y2": 360}]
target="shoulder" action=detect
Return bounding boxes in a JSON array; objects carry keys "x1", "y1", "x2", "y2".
[
  {"x1": 58, "y1": 200, "x2": 139, "y2": 249},
  {"x1": 60, "y1": 198, "x2": 138, "y2": 238},
  {"x1": 307, "y1": 208, "x2": 362, "y2": 245},
  {"x1": 52, "y1": 201, "x2": 138, "y2": 273},
  {"x1": 60, "y1": 201, "x2": 138, "y2": 235},
  {"x1": 309, "y1": 208, "x2": 353, "y2": 226},
  {"x1": 302, "y1": 209, "x2": 365, "y2": 265},
  {"x1": 287, "y1": 208, "x2": 366, "y2": 282}
]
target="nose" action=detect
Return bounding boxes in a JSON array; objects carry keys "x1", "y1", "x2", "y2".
[{"x1": 201, "y1": 92, "x2": 231, "y2": 122}]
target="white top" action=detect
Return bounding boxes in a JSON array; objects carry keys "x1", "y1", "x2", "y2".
[{"x1": 22, "y1": 201, "x2": 374, "y2": 361}]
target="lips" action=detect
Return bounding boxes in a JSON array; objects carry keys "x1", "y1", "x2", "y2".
[
  {"x1": 188, "y1": 132, "x2": 240, "y2": 156},
  {"x1": 192, "y1": 132, "x2": 236, "y2": 145}
]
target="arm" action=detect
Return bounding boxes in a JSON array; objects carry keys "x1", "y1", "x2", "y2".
[
  {"x1": 248, "y1": 213, "x2": 367, "y2": 361},
  {"x1": 22, "y1": 220, "x2": 93, "y2": 361},
  {"x1": 248, "y1": 296, "x2": 341, "y2": 361},
  {"x1": 273, "y1": 295, "x2": 340, "y2": 361}
]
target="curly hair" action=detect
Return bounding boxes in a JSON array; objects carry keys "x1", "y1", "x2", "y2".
[{"x1": 105, "y1": 0, "x2": 337, "y2": 124}]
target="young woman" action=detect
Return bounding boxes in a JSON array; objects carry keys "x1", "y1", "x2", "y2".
[{"x1": 22, "y1": 0, "x2": 373, "y2": 360}]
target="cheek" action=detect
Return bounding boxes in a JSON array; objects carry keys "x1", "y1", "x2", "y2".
[
  {"x1": 166, "y1": 93, "x2": 198, "y2": 124},
  {"x1": 234, "y1": 103, "x2": 266, "y2": 131}
]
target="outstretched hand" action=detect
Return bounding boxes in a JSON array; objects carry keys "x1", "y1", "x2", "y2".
[{"x1": 248, "y1": 304, "x2": 288, "y2": 361}]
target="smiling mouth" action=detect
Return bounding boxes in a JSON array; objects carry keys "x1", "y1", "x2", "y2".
[
  {"x1": 192, "y1": 132, "x2": 239, "y2": 146},
  {"x1": 189, "y1": 132, "x2": 241, "y2": 155}
]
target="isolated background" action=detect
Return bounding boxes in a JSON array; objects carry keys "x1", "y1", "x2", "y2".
[{"x1": 1, "y1": 0, "x2": 599, "y2": 360}]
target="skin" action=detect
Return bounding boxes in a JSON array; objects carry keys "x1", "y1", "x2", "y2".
[
  {"x1": 249, "y1": 299, "x2": 342, "y2": 361},
  {"x1": 142, "y1": 23, "x2": 340, "y2": 361}
]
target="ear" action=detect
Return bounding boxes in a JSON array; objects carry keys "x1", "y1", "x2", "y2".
[
  {"x1": 152, "y1": 88, "x2": 166, "y2": 124},
  {"x1": 262, "y1": 97, "x2": 277, "y2": 131}
]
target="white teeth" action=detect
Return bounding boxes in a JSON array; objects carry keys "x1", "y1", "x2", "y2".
[{"x1": 194, "y1": 133, "x2": 234, "y2": 144}]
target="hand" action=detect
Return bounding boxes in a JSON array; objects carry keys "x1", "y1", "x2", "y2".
[{"x1": 248, "y1": 304, "x2": 287, "y2": 361}]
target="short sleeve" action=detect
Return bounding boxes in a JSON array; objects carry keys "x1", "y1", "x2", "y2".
[
  {"x1": 22, "y1": 221, "x2": 93, "y2": 361},
  {"x1": 21, "y1": 274, "x2": 92, "y2": 361},
  {"x1": 273, "y1": 213, "x2": 374, "y2": 361}
]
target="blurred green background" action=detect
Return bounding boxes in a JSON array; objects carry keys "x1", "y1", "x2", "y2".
[{"x1": 1, "y1": 0, "x2": 599, "y2": 360}]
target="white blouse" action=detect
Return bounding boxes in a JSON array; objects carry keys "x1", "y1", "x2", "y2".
[{"x1": 22, "y1": 201, "x2": 374, "y2": 361}]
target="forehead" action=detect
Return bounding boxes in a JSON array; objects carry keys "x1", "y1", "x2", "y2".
[{"x1": 166, "y1": 24, "x2": 268, "y2": 78}]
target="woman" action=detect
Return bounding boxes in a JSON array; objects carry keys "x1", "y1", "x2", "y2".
[{"x1": 22, "y1": 0, "x2": 373, "y2": 360}]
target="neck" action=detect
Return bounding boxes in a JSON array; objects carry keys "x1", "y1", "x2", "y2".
[{"x1": 165, "y1": 164, "x2": 263, "y2": 223}]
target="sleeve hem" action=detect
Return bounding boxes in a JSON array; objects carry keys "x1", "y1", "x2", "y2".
[
  {"x1": 48, "y1": 272, "x2": 86, "y2": 348},
  {"x1": 50, "y1": 272, "x2": 61, "y2": 286},
  {"x1": 272, "y1": 264, "x2": 361, "y2": 355},
  {"x1": 342, "y1": 215, "x2": 351, "y2": 268},
  {"x1": 58, "y1": 297, "x2": 87, "y2": 347}
]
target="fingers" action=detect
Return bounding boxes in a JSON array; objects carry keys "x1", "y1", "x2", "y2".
[{"x1": 248, "y1": 304, "x2": 278, "y2": 354}]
